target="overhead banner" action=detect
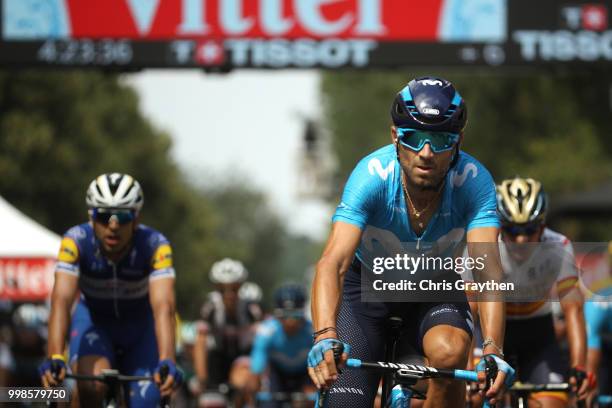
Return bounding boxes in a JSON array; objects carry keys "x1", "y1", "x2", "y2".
[{"x1": 0, "y1": 0, "x2": 610, "y2": 69}]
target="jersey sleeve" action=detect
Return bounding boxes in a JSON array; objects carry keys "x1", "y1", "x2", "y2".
[
  {"x1": 456, "y1": 160, "x2": 500, "y2": 231},
  {"x1": 149, "y1": 240, "x2": 176, "y2": 281},
  {"x1": 332, "y1": 155, "x2": 388, "y2": 229},
  {"x1": 250, "y1": 320, "x2": 275, "y2": 374},
  {"x1": 55, "y1": 229, "x2": 81, "y2": 276},
  {"x1": 585, "y1": 301, "x2": 606, "y2": 349}
]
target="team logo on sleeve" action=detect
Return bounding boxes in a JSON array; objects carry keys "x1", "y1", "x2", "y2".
[
  {"x1": 58, "y1": 237, "x2": 79, "y2": 263},
  {"x1": 152, "y1": 244, "x2": 173, "y2": 269}
]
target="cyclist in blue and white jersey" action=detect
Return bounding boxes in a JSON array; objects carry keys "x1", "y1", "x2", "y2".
[
  {"x1": 39, "y1": 173, "x2": 180, "y2": 407},
  {"x1": 248, "y1": 284, "x2": 314, "y2": 407},
  {"x1": 308, "y1": 77, "x2": 514, "y2": 407}
]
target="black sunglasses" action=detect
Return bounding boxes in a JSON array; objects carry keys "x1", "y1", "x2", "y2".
[
  {"x1": 502, "y1": 223, "x2": 541, "y2": 236},
  {"x1": 92, "y1": 208, "x2": 136, "y2": 225}
]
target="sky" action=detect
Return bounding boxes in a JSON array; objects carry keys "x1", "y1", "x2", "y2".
[{"x1": 127, "y1": 70, "x2": 333, "y2": 240}]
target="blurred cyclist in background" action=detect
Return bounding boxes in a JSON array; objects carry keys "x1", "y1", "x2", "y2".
[
  {"x1": 195, "y1": 258, "x2": 263, "y2": 406},
  {"x1": 476, "y1": 177, "x2": 591, "y2": 407},
  {"x1": 39, "y1": 173, "x2": 180, "y2": 406},
  {"x1": 248, "y1": 283, "x2": 314, "y2": 407},
  {"x1": 584, "y1": 242, "x2": 612, "y2": 406},
  {"x1": 9, "y1": 303, "x2": 48, "y2": 387},
  {"x1": 239, "y1": 281, "x2": 265, "y2": 314}
]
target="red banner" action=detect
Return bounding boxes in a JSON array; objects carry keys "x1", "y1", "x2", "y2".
[
  {"x1": 0, "y1": 258, "x2": 55, "y2": 301},
  {"x1": 2, "y1": 0, "x2": 506, "y2": 42},
  {"x1": 65, "y1": 0, "x2": 441, "y2": 40}
]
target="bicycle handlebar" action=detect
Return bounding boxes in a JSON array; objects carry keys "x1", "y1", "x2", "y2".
[
  {"x1": 346, "y1": 359, "x2": 481, "y2": 382},
  {"x1": 509, "y1": 382, "x2": 571, "y2": 392},
  {"x1": 66, "y1": 370, "x2": 154, "y2": 383}
]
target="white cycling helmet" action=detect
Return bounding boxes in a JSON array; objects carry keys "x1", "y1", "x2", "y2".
[
  {"x1": 12, "y1": 304, "x2": 48, "y2": 329},
  {"x1": 86, "y1": 173, "x2": 144, "y2": 211},
  {"x1": 239, "y1": 281, "x2": 263, "y2": 302},
  {"x1": 210, "y1": 258, "x2": 248, "y2": 284}
]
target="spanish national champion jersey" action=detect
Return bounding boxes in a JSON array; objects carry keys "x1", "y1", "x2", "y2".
[
  {"x1": 332, "y1": 145, "x2": 499, "y2": 264},
  {"x1": 55, "y1": 223, "x2": 175, "y2": 319},
  {"x1": 501, "y1": 228, "x2": 579, "y2": 319}
]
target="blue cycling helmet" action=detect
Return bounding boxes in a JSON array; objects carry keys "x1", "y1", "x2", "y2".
[
  {"x1": 390, "y1": 76, "x2": 467, "y2": 134},
  {"x1": 274, "y1": 283, "x2": 306, "y2": 310}
]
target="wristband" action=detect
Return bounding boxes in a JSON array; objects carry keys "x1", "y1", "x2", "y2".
[
  {"x1": 312, "y1": 327, "x2": 337, "y2": 340},
  {"x1": 51, "y1": 354, "x2": 67, "y2": 363},
  {"x1": 481, "y1": 337, "x2": 504, "y2": 358}
]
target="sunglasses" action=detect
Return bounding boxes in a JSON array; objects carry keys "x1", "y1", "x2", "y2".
[
  {"x1": 217, "y1": 284, "x2": 241, "y2": 293},
  {"x1": 92, "y1": 208, "x2": 136, "y2": 225},
  {"x1": 396, "y1": 128, "x2": 460, "y2": 153},
  {"x1": 502, "y1": 223, "x2": 541, "y2": 236},
  {"x1": 274, "y1": 309, "x2": 305, "y2": 319}
]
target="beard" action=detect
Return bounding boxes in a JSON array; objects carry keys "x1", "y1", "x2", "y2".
[{"x1": 409, "y1": 170, "x2": 446, "y2": 191}]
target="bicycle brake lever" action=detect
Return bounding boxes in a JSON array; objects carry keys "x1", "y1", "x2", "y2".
[
  {"x1": 483, "y1": 355, "x2": 498, "y2": 408},
  {"x1": 330, "y1": 342, "x2": 344, "y2": 374}
]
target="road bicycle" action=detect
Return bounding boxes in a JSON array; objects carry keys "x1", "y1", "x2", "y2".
[
  {"x1": 48, "y1": 366, "x2": 171, "y2": 408},
  {"x1": 316, "y1": 317, "x2": 497, "y2": 408}
]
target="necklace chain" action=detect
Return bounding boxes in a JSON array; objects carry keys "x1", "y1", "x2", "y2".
[{"x1": 401, "y1": 173, "x2": 444, "y2": 229}]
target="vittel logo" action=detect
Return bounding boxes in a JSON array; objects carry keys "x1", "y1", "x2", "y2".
[{"x1": 127, "y1": 0, "x2": 387, "y2": 37}]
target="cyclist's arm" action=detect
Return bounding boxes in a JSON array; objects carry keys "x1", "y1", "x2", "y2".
[
  {"x1": 560, "y1": 292, "x2": 586, "y2": 368},
  {"x1": 311, "y1": 221, "x2": 362, "y2": 340},
  {"x1": 585, "y1": 301, "x2": 606, "y2": 381},
  {"x1": 466, "y1": 226, "x2": 505, "y2": 356},
  {"x1": 149, "y1": 277, "x2": 176, "y2": 362},
  {"x1": 47, "y1": 272, "x2": 79, "y2": 357},
  {"x1": 249, "y1": 326, "x2": 272, "y2": 392},
  {"x1": 193, "y1": 323, "x2": 208, "y2": 387}
]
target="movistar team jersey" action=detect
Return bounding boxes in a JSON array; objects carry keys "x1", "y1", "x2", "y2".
[
  {"x1": 250, "y1": 318, "x2": 312, "y2": 375},
  {"x1": 333, "y1": 145, "x2": 499, "y2": 263},
  {"x1": 55, "y1": 223, "x2": 175, "y2": 319}
]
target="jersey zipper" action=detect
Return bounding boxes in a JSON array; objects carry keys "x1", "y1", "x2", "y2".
[{"x1": 111, "y1": 261, "x2": 120, "y2": 319}]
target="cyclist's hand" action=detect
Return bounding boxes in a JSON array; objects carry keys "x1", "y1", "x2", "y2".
[
  {"x1": 154, "y1": 359, "x2": 183, "y2": 397},
  {"x1": 307, "y1": 338, "x2": 350, "y2": 389},
  {"x1": 476, "y1": 354, "x2": 515, "y2": 406},
  {"x1": 38, "y1": 354, "x2": 67, "y2": 387},
  {"x1": 569, "y1": 366, "x2": 596, "y2": 401}
]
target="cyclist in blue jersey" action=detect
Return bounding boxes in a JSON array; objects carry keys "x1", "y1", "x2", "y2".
[
  {"x1": 39, "y1": 173, "x2": 180, "y2": 407},
  {"x1": 248, "y1": 284, "x2": 315, "y2": 407},
  {"x1": 584, "y1": 246, "x2": 612, "y2": 406},
  {"x1": 308, "y1": 77, "x2": 514, "y2": 408}
]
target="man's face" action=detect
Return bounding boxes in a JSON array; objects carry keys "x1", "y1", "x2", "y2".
[
  {"x1": 216, "y1": 283, "x2": 241, "y2": 310},
  {"x1": 91, "y1": 209, "x2": 136, "y2": 254},
  {"x1": 280, "y1": 316, "x2": 304, "y2": 336},
  {"x1": 393, "y1": 127, "x2": 458, "y2": 190},
  {"x1": 501, "y1": 223, "x2": 544, "y2": 262}
]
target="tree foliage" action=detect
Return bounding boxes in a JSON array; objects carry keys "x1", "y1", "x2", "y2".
[{"x1": 0, "y1": 70, "x2": 314, "y2": 317}]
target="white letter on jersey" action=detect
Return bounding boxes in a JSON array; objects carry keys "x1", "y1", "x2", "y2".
[
  {"x1": 450, "y1": 163, "x2": 477, "y2": 187},
  {"x1": 368, "y1": 158, "x2": 394, "y2": 180}
]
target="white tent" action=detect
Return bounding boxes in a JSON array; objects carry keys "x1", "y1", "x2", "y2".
[{"x1": 0, "y1": 196, "x2": 60, "y2": 301}]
